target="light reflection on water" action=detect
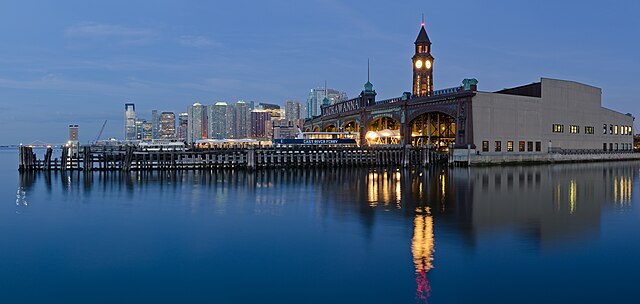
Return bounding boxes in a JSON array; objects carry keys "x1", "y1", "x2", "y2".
[{"x1": 8, "y1": 155, "x2": 640, "y2": 303}]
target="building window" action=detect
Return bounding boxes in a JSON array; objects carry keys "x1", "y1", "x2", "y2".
[
  {"x1": 585, "y1": 126, "x2": 594, "y2": 134},
  {"x1": 615, "y1": 143, "x2": 619, "y2": 151},
  {"x1": 610, "y1": 124, "x2": 613, "y2": 134},
  {"x1": 507, "y1": 141, "x2": 514, "y2": 152},
  {"x1": 552, "y1": 124, "x2": 564, "y2": 133},
  {"x1": 603, "y1": 124, "x2": 607, "y2": 134},
  {"x1": 610, "y1": 143, "x2": 613, "y2": 151},
  {"x1": 615, "y1": 125, "x2": 619, "y2": 135},
  {"x1": 495, "y1": 141, "x2": 502, "y2": 152},
  {"x1": 527, "y1": 141, "x2": 533, "y2": 152},
  {"x1": 519, "y1": 141, "x2": 525, "y2": 152},
  {"x1": 603, "y1": 143, "x2": 607, "y2": 151},
  {"x1": 570, "y1": 125, "x2": 579, "y2": 134},
  {"x1": 535, "y1": 141, "x2": 541, "y2": 152},
  {"x1": 482, "y1": 141, "x2": 489, "y2": 152}
]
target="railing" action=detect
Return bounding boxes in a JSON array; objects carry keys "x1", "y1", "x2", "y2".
[
  {"x1": 433, "y1": 86, "x2": 462, "y2": 96},
  {"x1": 375, "y1": 97, "x2": 403, "y2": 105},
  {"x1": 551, "y1": 148, "x2": 636, "y2": 155}
]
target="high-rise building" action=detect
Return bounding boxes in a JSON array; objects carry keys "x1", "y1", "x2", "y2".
[
  {"x1": 177, "y1": 112, "x2": 188, "y2": 142},
  {"x1": 234, "y1": 100, "x2": 251, "y2": 138},
  {"x1": 285, "y1": 100, "x2": 302, "y2": 121},
  {"x1": 142, "y1": 121, "x2": 153, "y2": 141},
  {"x1": 251, "y1": 111, "x2": 272, "y2": 139},
  {"x1": 124, "y1": 103, "x2": 136, "y2": 140},
  {"x1": 208, "y1": 102, "x2": 235, "y2": 139},
  {"x1": 159, "y1": 112, "x2": 176, "y2": 139},
  {"x1": 187, "y1": 103, "x2": 207, "y2": 143},
  {"x1": 68, "y1": 124, "x2": 79, "y2": 143},
  {"x1": 135, "y1": 118, "x2": 146, "y2": 140},
  {"x1": 256, "y1": 103, "x2": 283, "y2": 120},
  {"x1": 306, "y1": 88, "x2": 347, "y2": 118},
  {"x1": 151, "y1": 110, "x2": 160, "y2": 140}
]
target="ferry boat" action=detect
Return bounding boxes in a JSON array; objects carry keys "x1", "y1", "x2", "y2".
[
  {"x1": 138, "y1": 141, "x2": 186, "y2": 151},
  {"x1": 272, "y1": 131, "x2": 358, "y2": 146}
]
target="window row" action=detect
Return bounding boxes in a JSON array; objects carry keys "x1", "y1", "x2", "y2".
[
  {"x1": 482, "y1": 140, "x2": 541, "y2": 152},
  {"x1": 552, "y1": 124, "x2": 632, "y2": 135},
  {"x1": 603, "y1": 143, "x2": 633, "y2": 151}
]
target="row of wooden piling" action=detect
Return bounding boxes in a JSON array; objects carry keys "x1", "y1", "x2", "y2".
[{"x1": 18, "y1": 144, "x2": 448, "y2": 171}]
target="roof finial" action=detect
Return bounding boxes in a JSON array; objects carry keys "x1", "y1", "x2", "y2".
[{"x1": 421, "y1": 13, "x2": 425, "y2": 27}]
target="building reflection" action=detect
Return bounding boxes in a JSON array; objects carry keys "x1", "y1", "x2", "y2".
[{"x1": 16, "y1": 161, "x2": 639, "y2": 302}]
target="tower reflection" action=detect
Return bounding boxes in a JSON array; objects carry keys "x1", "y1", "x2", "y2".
[{"x1": 412, "y1": 207, "x2": 434, "y2": 303}]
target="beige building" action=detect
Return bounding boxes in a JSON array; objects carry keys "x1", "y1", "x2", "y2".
[{"x1": 472, "y1": 78, "x2": 634, "y2": 154}]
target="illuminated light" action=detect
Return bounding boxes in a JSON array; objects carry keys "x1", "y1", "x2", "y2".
[
  {"x1": 569, "y1": 180, "x2": 577, "y2": 214},
  {"x1": 425, "y1": 60, "x2": 432, "y2": 69},
  {"x1": 415, "y1": 60, "x2": 423, "y2": 69},
  {"x1": 366, "y1": 131, "x2": 379, "y2": 140}
]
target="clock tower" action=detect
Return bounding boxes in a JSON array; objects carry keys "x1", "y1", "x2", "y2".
[{"x1": 412, "y1": 21, "x2": 434, "y2": 97}]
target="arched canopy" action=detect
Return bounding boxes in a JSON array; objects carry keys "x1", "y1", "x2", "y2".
[{"x1": 409, "y1": 111, "x2": 456, "y2": 150}]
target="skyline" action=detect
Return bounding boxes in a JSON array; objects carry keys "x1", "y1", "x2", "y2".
[{"x1": 1, "y1": 0, "x2": 640, "y2": 144}]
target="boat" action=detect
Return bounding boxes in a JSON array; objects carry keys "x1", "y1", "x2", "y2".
[{"x1": 273, "y1": 130, "x2": 359, "y2": 146}]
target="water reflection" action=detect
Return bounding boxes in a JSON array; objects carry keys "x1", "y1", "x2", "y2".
[{"x1": 16, "y1": 161, "x2": 638, "y2": 302}]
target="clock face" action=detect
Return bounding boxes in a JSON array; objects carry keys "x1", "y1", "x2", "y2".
[
  {"x1": 415, "y1": 60, "x2": 423, "y2": 69},
  {"x1": 425, "y1": 60, "x2": 432, "y2": 69}
]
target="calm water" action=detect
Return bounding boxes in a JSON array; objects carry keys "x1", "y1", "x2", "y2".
[{"x1": 2, "y1": 148, "x2": 640, "y2": 303}]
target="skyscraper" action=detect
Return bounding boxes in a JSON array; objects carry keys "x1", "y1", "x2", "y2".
[
  {"x1": 208, "y1": 102, "x2": 234, "y2": 139},
  {"x1": 251, "y1": 111, "x2": 272, "y2": 139},
  {"x1": 159, "y1": 112, "x2": 176, "y2": 139},
  {"x1": 187, "y1": 103, "x2": 206, "y2": 143},
  {"x1": 285, "y1": 100, "x2": 302, "y2": 121},
  {"x1": 124, "y1": 103, "x2": 136, "y2": 140},
  {"x1": 306, "y1": 88, "x2": 347, "y2": 118},
  {"x1": 234, "y1": 100, "x2": 251, "y2": 138},
  {"x1": 177, "y1": 112, "x2": 188, "y2": 142},
  {"x1": 151, "y1": 110, "x2": 160, "y2": 140},
  {"x1": 142, "y1": 121, "x2": 153, "y2": 141},
  {"x1": 135, "y1": 118, "x2": 146, "y2": 140}
]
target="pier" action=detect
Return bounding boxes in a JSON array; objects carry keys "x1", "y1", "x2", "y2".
[{"x1": 18, "y1": 145, "x2": 443, "y2": 172}]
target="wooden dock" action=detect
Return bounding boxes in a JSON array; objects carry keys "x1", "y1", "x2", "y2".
[{"x1": 18, "y1": 145, "x2": 444, "y2": 172}]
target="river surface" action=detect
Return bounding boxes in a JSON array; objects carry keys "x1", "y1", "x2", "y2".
[{"x1": 1, "y1": 147, "x2": 640, "y2": 303}]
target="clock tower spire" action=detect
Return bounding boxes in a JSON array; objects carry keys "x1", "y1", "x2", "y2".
[{"x1": 412, "y1": 19, "x2": 434, "y2": 97}]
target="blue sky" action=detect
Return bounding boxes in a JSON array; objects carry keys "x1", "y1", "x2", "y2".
[{"x1": 1, "y1": 0, "x2": 639, "y2": 144}]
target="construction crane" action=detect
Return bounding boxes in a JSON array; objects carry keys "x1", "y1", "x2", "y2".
[{"x1": 93, "y1": 120, "x2": 107, "y2": 144}]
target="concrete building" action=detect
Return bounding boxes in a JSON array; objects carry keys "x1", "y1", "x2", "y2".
[
  {"x1": 124, "y1": 103, "x2": 136, "y2": 140},
  {"x1": 177, "y1": 112, "x2": 188, "y2": 142},
  {"x1": 187, "y1": 103, "x2": 207, "y2": 143},
  {"x1": 159, "y1": 112, "x2": 176, "y2": 139},
  {"x1": 256, "y1": 103, "x2": 283, "y2": 121},
  {"x1": 472, "y1": 78, "x2": 634, "y2": 155},
  {"x1": 68, "y1": 124, "x2": 79, "y2": 143},
  {"x1": 135, "y1": 118, "x2": 146, "y2": 140}
]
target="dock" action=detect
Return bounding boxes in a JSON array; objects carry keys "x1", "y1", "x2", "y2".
[{"x1": 18, "y1": 145, "x2": 443, "y2": 172}]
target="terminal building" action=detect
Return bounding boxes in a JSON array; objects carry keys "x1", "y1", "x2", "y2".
[{"x1": 304, "y1": 22, "x2": 634, "y2": 155}]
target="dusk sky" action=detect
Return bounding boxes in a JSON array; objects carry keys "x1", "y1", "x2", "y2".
[{"x1": 1, "y1": 0, "x2": 639, "y2": 144}]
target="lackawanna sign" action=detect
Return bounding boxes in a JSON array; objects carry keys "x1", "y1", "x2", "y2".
[{"x1": 321, "y1": 98, "x2": 360, "y2": 116}]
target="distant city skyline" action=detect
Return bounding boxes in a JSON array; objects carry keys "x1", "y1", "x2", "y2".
[{"x1": 1, "y1": 0, "x2": 639, "y2": 144}]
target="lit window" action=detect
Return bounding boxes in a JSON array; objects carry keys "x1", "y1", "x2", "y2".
[
  {"x1": 603, "y1": 124, "x2": 607, "y2": 134},
  {"x1": 570, "y1": 125, "x2": 579, "y2": 134},
  {"x1": 519, "y1": 141, "x2": 525, "y2": 152},
  {"x1": 495, "y1": 141, "x2": 502, "y2": 152},
  {"x1": 552, "y1": 124, "x2": 564, "y2": 133},
  {"x1": 527, "y1": 141, "x2": 533, "y2": 152},
  {"x1": 482, "y1": 141, "x2": 489, "y2": 152},
  {"x1": 615, "y1": 125, "x2": 618, "y2": 135},
  {"x1": 507, "y1": 141, "x2": 514, "y2": 152},
  {"x1": 585, "y1": 126, "x2": 594, "y2": 134}
]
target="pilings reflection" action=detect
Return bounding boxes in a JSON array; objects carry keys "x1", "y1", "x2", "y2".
[{"x1": 16, "y1": 161, "x2": 639, "y2": 302}]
